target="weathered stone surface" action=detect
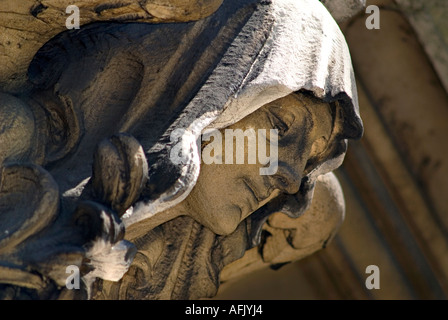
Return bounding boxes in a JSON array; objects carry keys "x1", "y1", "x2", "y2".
[
  {"x1": 0, "y1": 0, "x2": 223, "y2": 92},
  {"x1": 320, "y1": 0, "x2": 365, "y2": 23},
  {"x1": 219, "y1": 172, "x2": 345, "y2": 283},
  {"x1": 0, "y1": 0, "x2": 363, "y2": 299},
  {"x1": 395, "y1": 0, "x2": 448, "y2": 94},
  {"x1": 217, "y1": 0, "x2": 448, "y2": 300}
]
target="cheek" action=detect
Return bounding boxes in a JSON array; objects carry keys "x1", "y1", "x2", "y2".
[
  {"x1": 196, "y1": 163, "x2": 245, "y2": 209},
  {"x1": 188, "y1": 164, "x2": 243, "y2": 234}
]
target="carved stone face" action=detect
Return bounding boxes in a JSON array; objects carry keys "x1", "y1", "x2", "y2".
[{"x1": 184, "y1": 93, "x2": 334, "y2": 235}]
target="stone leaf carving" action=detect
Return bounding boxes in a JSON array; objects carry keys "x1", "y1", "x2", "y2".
[
  {"x1": 90, "y1": 133, "x2": 149, "y2": 217},
  {"x1": 0, "y1": 0, "x2": 363, "y2": 299},
  {"x1": 0, "y1": 0, "x2": 223, "y2": 92},
  {"x1": 0, "y1": 163, "x2": 138, "y2": 299},
  {"x1": 0, "y1": 163, "x2": 83, "y2": 299}
]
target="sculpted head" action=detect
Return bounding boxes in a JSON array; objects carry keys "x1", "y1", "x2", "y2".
[{"x1": 184, "y1": 92, "x2": 337, "y2": 235}]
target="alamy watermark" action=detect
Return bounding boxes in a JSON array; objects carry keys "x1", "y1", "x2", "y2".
[
  {"x1": 65, "y1": 4, "x2": 381, "y2": 31},
  {"x1": 65, "y1": 5, "x2": 80, "y2": 30},
  {"x1": 365, "y1": 264, "x2": 380, "y2": 289},
  {"x1": 65, "y1": 265, "x2": 80, "y2": 290},
  {"x1": 169, "y1": 128, "x2": 279, "y2": 176},
  {"x1": 365, "y1": 5, "x2": 380, "y2": 30},
  {"x1": 64, "y1": 263, "x2": 381, "y2": 290}
]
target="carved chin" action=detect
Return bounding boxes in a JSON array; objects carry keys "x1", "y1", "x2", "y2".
[{"x1": 192, "y1": 205, "x2": 242, "y2": 236}]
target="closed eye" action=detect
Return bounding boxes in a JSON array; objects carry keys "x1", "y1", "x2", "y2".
[{"x1": 269, "y1": 111, "x2": 289, "y2": 137}]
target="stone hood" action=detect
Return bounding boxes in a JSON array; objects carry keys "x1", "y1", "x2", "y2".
[{"x1": 124, "y1": 0, "x2": 363, "y2": 235}]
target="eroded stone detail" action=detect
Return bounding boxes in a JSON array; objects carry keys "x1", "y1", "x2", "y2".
[{"x1": 0, "y1": 0, "x2": 363, "y2": 299}]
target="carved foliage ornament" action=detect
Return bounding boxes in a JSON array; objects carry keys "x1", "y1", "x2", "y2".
[{"x1": 0, "y1": 0, "x2": 363, "y2": 299}]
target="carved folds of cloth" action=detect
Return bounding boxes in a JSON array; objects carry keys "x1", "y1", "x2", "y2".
[{"x1": 0, "y1": 0, "x2": 363, "y2": 299}]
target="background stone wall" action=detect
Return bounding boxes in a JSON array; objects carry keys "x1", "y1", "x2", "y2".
[{"x1": 214, "y1": 0, "x2": 448, "y2": 300}]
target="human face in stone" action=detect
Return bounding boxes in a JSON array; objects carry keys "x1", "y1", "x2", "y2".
[{"x1": 185, "y1": 93, "x2": 334, "y2": 235}]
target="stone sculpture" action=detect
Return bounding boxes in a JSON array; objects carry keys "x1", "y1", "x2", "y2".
[{"x1": 0, "y1": 0, "x2": 363, "y2": 299}]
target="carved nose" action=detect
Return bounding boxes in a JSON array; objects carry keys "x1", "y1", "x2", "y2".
[{"x1": 270, "y1": 161, "x2": 301, "y2": 195}]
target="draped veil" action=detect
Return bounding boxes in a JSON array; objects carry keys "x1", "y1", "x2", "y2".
[{"x1": 121, "y1": 0, "x2": 363, "y2": 243}]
